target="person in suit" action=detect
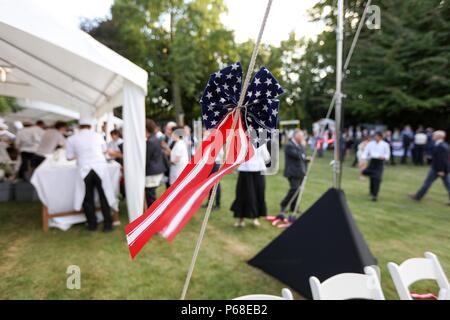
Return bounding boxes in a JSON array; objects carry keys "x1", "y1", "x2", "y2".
[
  {"x1": 410, "y1": 130, "x2": 450, "y2": 205},
  {"x1": 162, "y1": 121, "x2": 177, "y2": 188},
  {"x1": 401, "y1": 125, "x2": 413, "y2": 164},
  {"x1": 145, "y1": 119, "x2": 167, "y2": 208},
  {"x1": 279, "y1": 129, "x2": 308, "y2": 218}
]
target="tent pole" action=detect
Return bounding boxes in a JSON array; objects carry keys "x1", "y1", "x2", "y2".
[{"x1": 333, "y1": 0, "x2": 344, "y2": 189}]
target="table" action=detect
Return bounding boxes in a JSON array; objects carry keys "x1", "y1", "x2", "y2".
[{"x1": 31, "y1": 151, "x2": 121, "y2": 231}]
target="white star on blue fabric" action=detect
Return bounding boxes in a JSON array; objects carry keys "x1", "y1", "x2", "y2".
[{"x1": 200, "y1": 61, "x2": 284, "y2": 146}]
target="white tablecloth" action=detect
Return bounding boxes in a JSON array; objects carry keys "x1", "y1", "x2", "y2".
[{"x1": 31, "y1": 152, "x2": 121, "y2": 230}]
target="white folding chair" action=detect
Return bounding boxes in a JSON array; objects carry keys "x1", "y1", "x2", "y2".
[
  {"x1": 309, "y1": 266, "x2": 385, "y2": 300},
  {"x1": 233, "y1": 288, "x2": 294, "y2": 300},
  {"x1": 387, "y1": 251, "x2": 450, "y2": 300}
]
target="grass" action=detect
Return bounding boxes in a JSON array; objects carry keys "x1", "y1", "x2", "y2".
[{"x1": 0, "y1": 151, "x2": 449, "y2": 299}]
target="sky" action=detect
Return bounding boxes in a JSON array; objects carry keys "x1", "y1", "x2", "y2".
[{"x1": 36, "y1": 0, "x2": 323, "y2": 45}]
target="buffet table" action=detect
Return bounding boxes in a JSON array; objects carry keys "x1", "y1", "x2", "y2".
[{"x1": 31, "y1": 151, "x2": 121, "y2": 231}]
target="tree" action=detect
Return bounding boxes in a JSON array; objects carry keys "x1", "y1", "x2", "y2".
[
  {"x1": 82, "y1": 0, "x2": 236, "y2": 125},
  {"x1": 301, "y1": 0, "x2": 450, "y2": 130},
  {"x1": 0, "y1": 97, "x2": 19, "y2": 115}
]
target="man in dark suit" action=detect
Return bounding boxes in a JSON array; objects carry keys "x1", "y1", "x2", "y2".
[
  {"x1": 410, "y1": 130, "x2": 450, "y2": 205},
  {"x1": 280, "y1": 129, "x2": 308, "y2": 216},
  {"x1": 163, "y1": 121, "x2": 177, "y2": 189}
]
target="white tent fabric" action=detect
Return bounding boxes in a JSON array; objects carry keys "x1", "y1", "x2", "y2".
[
  {"x1": 123, "y1": 81, "x2": 146, "y2": 222},
  {"x1": 0, "y1": 0, "x2": 147, "y2": 221},
  {"x1": 3, "y1": 99, "x2": 124, "y2": 132},
  {"x1": 2, "y1": 108, "x2": 75, "y2": 124}
]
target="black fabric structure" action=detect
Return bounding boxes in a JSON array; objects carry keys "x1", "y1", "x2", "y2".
[{"x1": 248, "y1": 188, "x2": 377, "y2": 299}]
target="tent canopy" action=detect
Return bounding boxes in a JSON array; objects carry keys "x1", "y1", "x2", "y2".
[
  {"x1": 2, "y1": 99, "x2": 124, "y2": 130},
  {"x1": 0, "y1": 0, "x2": 147, "y2": 221},
  {"x1": 2, "y1": 108, "x2": 75, "y2": 125},
  {"x1": 0, "y1": 0, "x2": 147, "y2": 117}
]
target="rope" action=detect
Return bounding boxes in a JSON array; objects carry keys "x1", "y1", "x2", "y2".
[
  {"x1": 283, "y1": 95, "x2": 335, "y2": 213},
  {"x1": 288, "y1": 0, "x2": 372, "y2": 215},
  {"x1": 344, "y1": 0, "x2": 371, "y2": 71},
  {"x1": 180, "y1": 0, "x2": 274, "y2": 300}
]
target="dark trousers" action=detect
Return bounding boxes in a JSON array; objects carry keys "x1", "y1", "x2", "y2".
[
  {"x1": 415, "y1": 169, "x2": 450, "y2": 200},
  {"x1": 145, "y1": 187, "x2": 157, "y2": 208},
  {"x1": 18, "y1": 151, "x2": 35, "y2": 180},
  {"x1": 369, "y1": 178, "x2": 381, "y2": 198},
  {"x1": 83, "y1": 170, "x2": 112, "y2": 230},
  {"x1": 207, "y1": 163, "x2": 221, "y2": 207},
  {"x1": 401, "y1": 142, "x2": 410, "y2": 164},
  {"x1": 280, "y1": 176, "x2": 303, "y2": 212},
  {"x1": 413, "y1": 145, "x2": 425, "y2": 166},
  {"x1": 389, "y1": 144, "x2": 396, "y2": 165},
  {"x1": 362, "y1": 159, "x2": 384, "y2": 197},
  {"x1": 32, "y1": 154, "x2": 46, "y2": 168}
]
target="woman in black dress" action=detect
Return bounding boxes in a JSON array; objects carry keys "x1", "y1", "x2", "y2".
[{"x1": 231, "y1": 145, "x2": 270, "y2": 227}]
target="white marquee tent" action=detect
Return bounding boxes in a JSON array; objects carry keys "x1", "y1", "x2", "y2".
[
  {"x1": 3, "y1": 100, "x2": 78, "y2": 124},
  {"x1": 2, "y1": 99, "x2": 124, "y2": 132},
  {"x1": 0, "y1": 0, "x2": 147, "y2": 221}
]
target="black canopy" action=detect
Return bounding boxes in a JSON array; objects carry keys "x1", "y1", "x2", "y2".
[{"x1": 248, "y1": 188, "x2": 377, "y2": 299}]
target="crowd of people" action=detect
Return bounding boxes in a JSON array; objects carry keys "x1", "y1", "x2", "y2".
[
  {"x1": 1, "y1": 117, "x2": 449, "y2": 232},
  {"x1": 0, "y1": 119, "x2": 125, "y2": 181},
  {"x1": 340, "y1": 125, "x2": 449, "y2": 204}
]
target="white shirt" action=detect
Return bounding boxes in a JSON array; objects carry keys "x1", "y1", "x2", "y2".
[
  {"x1": 414, "y1": 133, "x2": 427, "y2": 145},
  {"x1": 65, "y1": 129, "x2": 117, "y2": 211},
  {"x1": 0, "y1": 129, "x2": 15, "y2": 141},
  {"x1": 15, "y1": 126, "x2": 45, "y2": 153},
  {"x1": 66, "y1": 129, "x2": 107, "y2": 177},
  {"x1": 170, "y1": 140, "x2": 189, "y2": 184},
  {"x1": 361, "y1": 140, "x2": 390, "y2": 161},
  {"x1": 107, "y1": 138, "x2": 123, "y2": 152},
  {"x1": 238, "y1": 145, "x2": 271, "y2": 172},
  {"x1": 36, "y1": 128, "x2": 66, "y2": 156},
  {"x1": 155, "y1": 131, "x2": 165, "y2": 141}
]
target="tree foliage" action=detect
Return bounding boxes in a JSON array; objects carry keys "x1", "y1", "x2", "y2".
[
  {"x1": 302, "y1": 0, "x2": 450, "y2": 129},
  {"x1": 82, "y1": 0, "x2": 450, "y2": 130}
]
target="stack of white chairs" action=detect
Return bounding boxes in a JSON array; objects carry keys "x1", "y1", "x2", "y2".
[{"x1": 388, "y1": 251, "x2": 449, "y2": 300}]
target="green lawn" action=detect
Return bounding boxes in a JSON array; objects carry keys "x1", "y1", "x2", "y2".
[{"x1": 0, "y1": 152, "x2": 449, "y2": 299}]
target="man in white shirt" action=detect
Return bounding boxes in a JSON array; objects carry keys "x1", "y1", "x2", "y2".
[
  {"x1": 169, "y1": 127, "x2": 189, "y2": 185},
  {"x1": 413, "y1": 130, "x2": 427, "y2": 166},
  {"x1": 0, "y1": 122, "x2": 14, "y2": 164},
  {"x1": 66, "y1": 118, "x2": 112, "y2": 232},
  {"x1": 0, "y1": 122, "x2": 15, "y2": 142},
  {"x1": 34, "y1": 121, "x2": 68, "y2": 166},
  {"x1": 107, "y1": 129, "x2": 123, "y2": 164},
  {"x1": 15, "y1": 121, "x2": 45, "y2": 180},
  {"x1": 361, "y1": 131, "x2": 391, "y2": 201}
]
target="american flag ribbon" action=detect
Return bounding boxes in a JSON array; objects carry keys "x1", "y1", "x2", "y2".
[
  {"x1": 125, "y1": 62, "x2": 283, "y2": 258},
  {"x1": 200, "y1": 61, "x2": 284, "y2": 146}
]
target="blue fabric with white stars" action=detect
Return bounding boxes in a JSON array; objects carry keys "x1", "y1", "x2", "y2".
[{"x1": 200, "y1": 62, "x2": 284, "y2": 146}]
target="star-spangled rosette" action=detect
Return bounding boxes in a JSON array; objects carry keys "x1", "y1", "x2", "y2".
[{"x1": 200, "y1": 62, "x2": 284, "y2": 146}]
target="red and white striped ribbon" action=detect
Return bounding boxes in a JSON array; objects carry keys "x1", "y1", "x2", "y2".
[
  {"x1": 125, "y1": 113, "x2": 253, "y2": 258},
  {"x1": 161, "y1": 114, "x2": 253, "y2": 241}
]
